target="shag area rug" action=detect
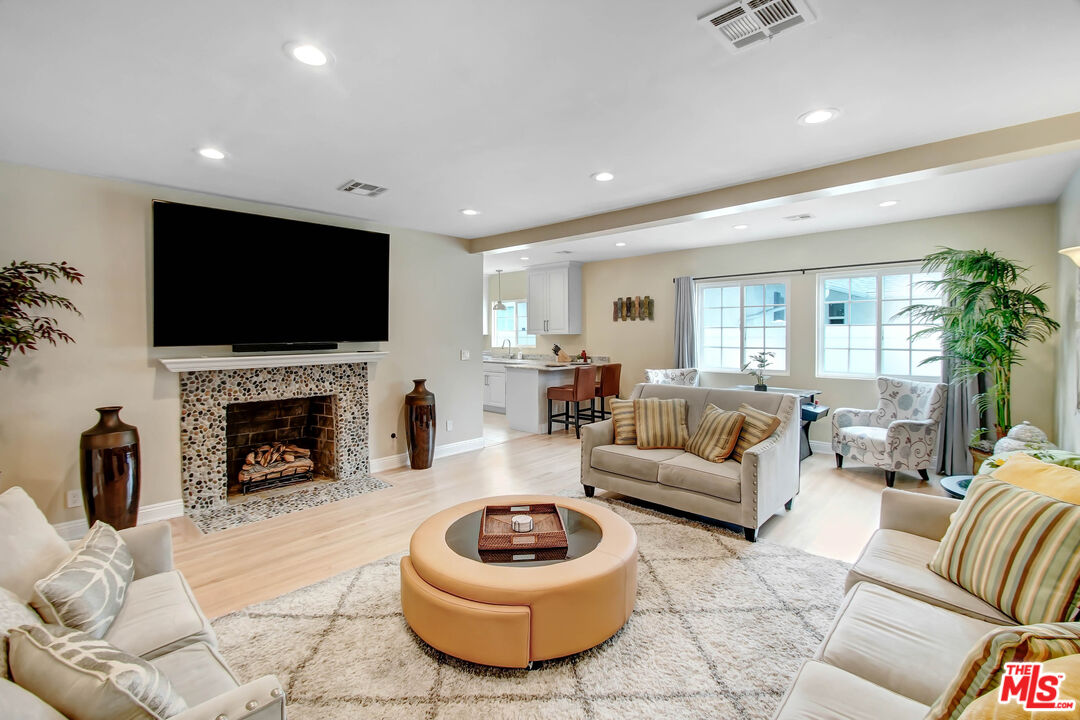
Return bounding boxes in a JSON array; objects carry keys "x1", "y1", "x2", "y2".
[
  {"x1": 190, "y1": 476, "x2": 390, "y2": 533},
  {"x1": 212, "y1": 496, "x2": 849, "y2": 719}
]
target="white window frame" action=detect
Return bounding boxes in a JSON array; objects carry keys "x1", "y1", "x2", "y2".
[
  {"x1": 695, "y1": 277, "x2": 791, "y2": 375},
  {"x1": 491, "y1": 299, "x2": 535, "y2": 348},
  {"x1": 815, "y1": 265, "x2": 942, "y2": 381}
]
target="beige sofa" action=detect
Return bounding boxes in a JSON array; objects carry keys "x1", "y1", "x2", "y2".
[
  {"x1": 773, "y1": 489, "x2": 1013, "y2": 719},
  {"x1": 1, "y1": 489, "x2": 285, "y2": 720},
  {"x1": 580, "y1": 383, "x2": 801, "y2": 541}
]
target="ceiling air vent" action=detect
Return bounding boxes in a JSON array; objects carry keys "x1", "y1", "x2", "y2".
[
  {"x1": 554, "y1": 250, "x2": 574, "y2": 255},
  {"x1": 783, "y1": 213, "x2": 814, "y2": 221},
  {"x1": 337, "y1": 179, "x2": 388, "y2": 198},
  {"x1": 698, "y1": 0, "x2": 816, "y2": 52}
]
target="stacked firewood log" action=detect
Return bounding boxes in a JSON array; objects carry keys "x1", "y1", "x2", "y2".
[{"x1": 240, "y1": 442, "x2": 314, "y2": 484}]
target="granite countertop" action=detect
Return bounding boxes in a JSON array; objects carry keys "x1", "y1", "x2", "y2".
[{"x1": 482, "y1": 357, "x2": 604, "y2": 371}]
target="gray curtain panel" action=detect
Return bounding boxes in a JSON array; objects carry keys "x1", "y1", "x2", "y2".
[
  {"x1": 673, "y1": 276, "x2": 696, "y2": 368},
  {"x1": 936, "y1": 354, "x2": 997, "y2": 475}
]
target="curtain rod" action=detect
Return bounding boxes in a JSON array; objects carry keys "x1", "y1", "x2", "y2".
[{"x1": 674, "y1": 258, "x2": 925, "y2": 283}]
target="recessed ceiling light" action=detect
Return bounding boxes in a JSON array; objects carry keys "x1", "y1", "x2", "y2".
[
  {"x1": 797, "y1": 108, "x2": 839, "y2": 125},
  {"x1": 520, "y1": 256, "x2": 529, "y2": 261},
  {"x1": 285, "y1": 43, "x2": 331, "y2": 67},
  {"x1": 879, "y1": 200, "x2": 899, "y2": 207},
  {"x1": 592, "y1": 171, "x2": 615, "y2": 182},
  {"x1": 732, "y1": 224, "x2": 749, "y2": 230},
  {"x1": 615, "y1": 242, "x2": 627, "y2": 247},
  {"x1": 460, "y1": 208, "x2": 480, "y2": 216},
  {"x1": 196, "y1": 147, "x2": 226, "y2": 160}
]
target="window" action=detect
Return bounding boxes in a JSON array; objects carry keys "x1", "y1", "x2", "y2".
[
  {"x1": 696, "y1": 280, "x2": 789, "y2": 373},
  {"x1": 817, "y1": 268, "x2": 942, "y2": 379},
  {"x1": 491, "y1": 300, "x2": 535, "y2": 347}
]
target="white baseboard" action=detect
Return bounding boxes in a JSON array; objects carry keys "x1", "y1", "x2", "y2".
[
  {"x1": 371, "y1": 436, "x2": 486, "y2": 473},
  {"x1": 809, "y1": 440, "x2": 832, "y2": 455},
  {"x1": 53, "y1": 499, "x2": 185, "y2": 541}
]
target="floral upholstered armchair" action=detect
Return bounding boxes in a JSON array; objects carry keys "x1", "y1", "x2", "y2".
[
  {"x1": 644, "y1": 368, "x2": 700, "y2": 386},
  {"x1": 832, "y1": 376, "x2": 948, "y2": 487}
]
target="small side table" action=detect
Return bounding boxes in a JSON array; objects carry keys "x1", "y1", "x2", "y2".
[{"x1": 940, "y1": 474, "x2": 975, "y2": 499}]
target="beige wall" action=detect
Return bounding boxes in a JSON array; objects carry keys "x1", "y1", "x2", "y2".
[
  {"x1": 0, "y1": 162, "x2": 483, "y2": 524},
  {"x1": 577, "y1": 205, "x2": 1061, "y2": 444},
  {"x1": 1056, "y1": 169, "x2": 1080, "y2": 449}
]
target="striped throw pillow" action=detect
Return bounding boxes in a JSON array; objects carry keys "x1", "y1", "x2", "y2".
[
  {"x1": 686, "y1": 405, "x2": 746, "y2": 463},
  {"x1": 610, "y1": 399, "x2": 637, "y2": 446},
  {"x1": 926, "y1": 622, "x2": 1080, "y2": 720},
  {"x1": 634, "y1": 398, "x2": 690, "y2": 450},
  {"x1": 731, "y1": 404, "x2": 782, "y2": 463},
  {"x1": 929, "y1": 477, "x2": 1080, "y2": 626}
]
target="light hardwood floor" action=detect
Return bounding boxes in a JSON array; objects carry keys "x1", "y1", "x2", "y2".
[{"x1": 171, "y1": 413, "x2": 946, "y2": 618}]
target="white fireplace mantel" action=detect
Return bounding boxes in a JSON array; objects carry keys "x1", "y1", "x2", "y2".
[{"x1": 158, "y1": 351, "x2": 387, "y2": 373}]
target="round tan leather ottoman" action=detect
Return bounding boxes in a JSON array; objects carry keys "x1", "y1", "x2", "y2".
[{"x1": 400, "y1": 495, "x2": 637, "y2": 668}]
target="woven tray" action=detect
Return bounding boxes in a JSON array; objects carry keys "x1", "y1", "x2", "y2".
[
  {"x1": 477, "y1": 503, "x2": 568, "y2": 551},
  {"x1": 478, "y1": 547, "x2": 569, "y2": 564}
]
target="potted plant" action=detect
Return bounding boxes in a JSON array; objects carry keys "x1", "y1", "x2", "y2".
[
  {"x1": 742, "y1": 350, "x2": 774, "y2": 391},
  {"x1": 1, "y1": 260, "x2": 83, "y2": 369},
  {"x1": 968, "y1": 427, "x2": 995, "y2": 474},
  {"x1": 903, "y1": 248, "x2": 1058, "y2": 438}
]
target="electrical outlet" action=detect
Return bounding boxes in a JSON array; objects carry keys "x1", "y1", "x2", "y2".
[
  {"x1": 460, "y1": 349, "x2": 470, "y2": 360},
  {"x1": 446, "y1": 419, "x2": 454, "y2": 431},
  {"x1": 66, "y1": 490, "x2": 82, "y2": 508}
]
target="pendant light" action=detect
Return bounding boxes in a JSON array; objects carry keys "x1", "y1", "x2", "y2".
[{"x1": 493, "y1": 269, "x2": 507, "y2": 311}]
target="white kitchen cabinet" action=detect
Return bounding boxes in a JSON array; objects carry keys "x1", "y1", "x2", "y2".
[
  {"x1": 526, "y1": 262, "x2": 581, "y2": 335},
  {"x1": 482, "y1": 363, "x2": 506, "y2": 411}
]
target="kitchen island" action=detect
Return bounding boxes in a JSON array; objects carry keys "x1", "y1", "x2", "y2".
[{"x1": 483, "y1": 358, "x2": 601, "y2": 434}]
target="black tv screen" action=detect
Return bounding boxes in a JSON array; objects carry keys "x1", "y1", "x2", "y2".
[{"x1": 152, "y1": 201, "x2": 389, "y2": 347}]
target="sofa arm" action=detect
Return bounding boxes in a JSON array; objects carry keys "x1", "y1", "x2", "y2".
[
  {"x1": 740, "y1": 394, "x2": 801, "y2": 533},
  {"x1": 580, "y1": 420, "x2": 614, "y2": 487},
  {"x1": 171, "y1": 676, "x2": 285, "y2": 720},
  {"x1": 879, "y1": 488, "x2": 961, "y2": 540},
  {"x1": 118, "y1": 522, "x2": 173, "y2": 579}
]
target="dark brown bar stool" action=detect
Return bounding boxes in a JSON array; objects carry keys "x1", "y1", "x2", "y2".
[
  {"x1": 547, "y1": 366, "x2": 596, "y2": 439},
  {"x1": 593, "y1": 363, "x2": 622, "y2": 420}
]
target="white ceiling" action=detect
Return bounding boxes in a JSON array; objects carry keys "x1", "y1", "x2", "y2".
[
  {"x1": 1, "y1": 0, "x2": 1080, "y2": 240},
  {"x1": 482, "y1": 149, "x2": 1080, "y2": 273}
]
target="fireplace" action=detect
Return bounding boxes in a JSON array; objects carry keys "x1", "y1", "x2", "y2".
[{"x1": 225, "y1": 396, "x2": 335, "y2": 496}]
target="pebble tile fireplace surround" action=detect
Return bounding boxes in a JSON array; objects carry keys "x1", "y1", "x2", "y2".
[{"x1": 178, "y1": 362, "x2": 371, "y2": 513}]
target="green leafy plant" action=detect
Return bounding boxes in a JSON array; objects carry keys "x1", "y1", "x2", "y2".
[
  {"x1": 903, "y1": 248, "x2": 1058, "y2": 437},
  {"x1": 0, "y1": 261, "x2": 84, "y2": 369},
  {"x1": 741, "y1": 350, "x2": 774, "y2": 386}
]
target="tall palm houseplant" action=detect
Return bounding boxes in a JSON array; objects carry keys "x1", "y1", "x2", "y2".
[{"x1": 903, "y1": 248, "x2": 1058, "y2": 440}]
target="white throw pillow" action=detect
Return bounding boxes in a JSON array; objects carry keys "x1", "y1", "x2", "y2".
[
  {"x1": 8, "y1": 624, "x2": 188, "y2": 720},
  {"x1": 1, "y1": 586, "x2": 43, "y2": 680},
  {"x1": 32, "y1": 522, "x2": 134, "y2": 638},
  {"x1": 0, "y1": 487, "x2": 72, "y2": 603}
]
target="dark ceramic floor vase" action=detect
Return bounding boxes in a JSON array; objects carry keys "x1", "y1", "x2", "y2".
[
  {"x1": 80, "y1": 406, "x2": 140, "y2": 529},
  {"x1": 405, "y1": 379, "x2": 436, "y2": 470}
]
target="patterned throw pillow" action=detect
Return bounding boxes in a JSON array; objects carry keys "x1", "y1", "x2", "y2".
[
  {"x1": 731, "y1": 404, "x2": 782, "y2": 463},
  {"x1": 685, "y1": 405, "x2": 746, "y2": 463},
  {"x1": 925, "y1": 622, "x2": 1080, "y2": 720},
  {"x1": 32, "y1": 522, "x2": 134, "y2": 638},
  {"x1": 634, "y1": 398, "x2": 689, "y2": 450},
  {"x1": 929, "y1": 477, "x2": 1080, "y2": 625},
  {"x1": 1, "y1": 586, "x2": 42, "y2": 681},
  {"x1": 8, "y1": 624, "x2": 187, "y2": 720},
  {"x1": 644, "y1": 368, "x2": 699, "y2": 386},
  {"x1": 610, "y1": 399, "x2": 637, "y2": 446}
]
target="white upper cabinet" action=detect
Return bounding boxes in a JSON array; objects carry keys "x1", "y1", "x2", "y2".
[{"x1": 526, "y1": 262, "x2": 581, "y2": 335}]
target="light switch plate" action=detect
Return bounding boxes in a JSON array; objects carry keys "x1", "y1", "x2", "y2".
[
  {"x1": 460, "y1": 349, "x2": 470, "y2": 360},
  {"x1": 66, "y1": 490, "x2": 82, "y2": 508},
  {"x1": 446, "y1": 419, "x2": 454, "y2": 431}
]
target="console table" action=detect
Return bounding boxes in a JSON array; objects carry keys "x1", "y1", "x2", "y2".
[{"x1": 733, "y1": 386, "x2": 829, "y2": 461}]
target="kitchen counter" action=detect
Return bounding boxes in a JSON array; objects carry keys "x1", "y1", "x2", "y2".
[{"x1": 482, "y1": 356, "x2": 599, "y2": 372}]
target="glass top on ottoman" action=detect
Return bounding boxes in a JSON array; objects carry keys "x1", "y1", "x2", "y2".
[{"x1": 445, "y1": 506, "x2": 602, "y2": 567}]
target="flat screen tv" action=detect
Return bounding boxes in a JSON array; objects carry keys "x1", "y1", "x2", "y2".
[{"x1": 152, "y1": 201, "x2": 389, "y2": 348}]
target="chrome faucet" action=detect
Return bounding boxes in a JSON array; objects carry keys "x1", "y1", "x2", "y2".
[{"x1": 501, "y1": 339, "x2": 513, "y2": 358}]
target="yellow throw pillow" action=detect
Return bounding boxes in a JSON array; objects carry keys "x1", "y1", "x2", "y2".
[
  {"x1": 957, "y1": 653, "x2": 1080, "y2": 719},
  {"x1": 731, "y1": 404, "x2": 781, "y2": 463},
  {"x1": 989, "y1": 453, "x2": 1080, "y2": 504},
  {"x1": 610, "y1": 399, "x2": 637, "y2": 446},
  {"x1": 634, "y1": 397, "x2": 690, "y2": 450},
  {"x1": 685, "y1": 405, "x2": 746, "y2": 463}
]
